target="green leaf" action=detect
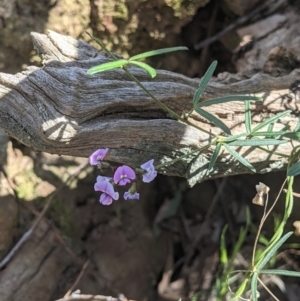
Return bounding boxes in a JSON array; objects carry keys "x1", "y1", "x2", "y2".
[
  {"x1": 228, "y1": 139, "x2": 287, "y2": 147},
  {"x1": 251, "y1": 111, "x2": 291, "y2": 133},
  {"x1": 287, "y1": 162, "x2": 300, "y2": 176},
  {"x1": 207, "y1": 143, "x2": 222, "y2": 175},
  {"x1": 220, "y1": 225, "x2": 228, "y2": 264},
  {"x1": 192, "y1": 88, "x2": 204, "y2": 105},
  {"x1": 266, "y1": 122, "x2": 274, "y2": 138},
  {"x1": 129, "y1": 61, "x2": 157, "y2": 78},
  {"x1": 232, "y1": 278, "x2": 249, "y2": 300},
  {"x1": 221, "y1": 133, "x2": 247, "y2": 142},
  {"x1": 195, "y1": 107, "x2": 231, "y2": 134},
  {"x1": 257, "y1": 232, "x2": 293, "y2": 270},
  {"x1": 193, "y1": 61, "x2": 217, "y2": 105},
  {"x1": 87, "y1": 59, "x2": 128, "y2": 74},
  {"x1": 223, "y1": 144, "x2": 256, "y2": 172},
  {"x1": 198, "y1": 95, "x2": 262, "y2": 108},
  {"x1": 245, "y1": 100, "x2": 251, "y2": 133},
  {"x1": 251, "y1": 272, "x2": 258, "y2": 301},
  {"x1": 282, "y1": 131, "x2": 300, "y2": 140},
  {"x1": 295, "y1": 121, "x2": 300, "y2": 132},
  {"x1": 129, "y1": 46, "x2": 188, "y2": 61},
  {"x1": 251, "y1": 131, "x2": 288, "y2": 137},
  {"x1": 261, "y1": 269, "x2": 300, "y2": 277}
]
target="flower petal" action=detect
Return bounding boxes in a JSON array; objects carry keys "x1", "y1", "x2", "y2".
[
  {"x1": 124, "y1": 191, "x2": 140, "y2": 200},
  {"x1": 100, "y1": 193, "x2": 113, "y2": 205},
  {"x1": 89, "y1": 148, "x2": 108, "y2": 166},
  {"x1": 122, "y1": 166, "x2": 136, "y2": 180},
  {"x1": 96, "y1": 175, "x2": 112, "y2": 183},
  {"x1": 113, "y1": 165, "x2": 136, "y2": 185},
  {"x1": 141, "y1": 159, "x2": 157, "y2": 183},
  {"x1": 141, "y1": 159, "x2": 154, "y2": 170},
  {"x1": 94, "y1": 181, "x2": 107, "y2": 192}
]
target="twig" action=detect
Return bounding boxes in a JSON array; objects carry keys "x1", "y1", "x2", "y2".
[
  {"x1": 194, "y1": 0, "x2": 284, "y2": 50},
  {"x1": 257, "y1": 276, "x2": 280, "y2": 301},
  {"x1": 284, "y1": 189, "x2": 300, "y2": 198},
  {"x1": 0, "y1": 161, "x2": 88, "y2": 269},
  {"x1": 64, "y1": 260, "x2": 91, "y2": 297},
  {"x1": 55, "y1": 294, "x2": 136, "y2": 301}
]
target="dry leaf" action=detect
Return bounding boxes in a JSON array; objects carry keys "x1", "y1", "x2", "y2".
[
  {"x1": 293, "y1": 221, "x2": 300, "y2": 236},
  {"x1": 252, "y1": 182, "x2": 270, "y2": 206}
]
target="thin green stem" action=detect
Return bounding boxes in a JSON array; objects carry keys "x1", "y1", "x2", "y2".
[
  {"x1": 122, "y1": 68, "x2": 216, "y2": 136},
  {"x1": 87, "y1": 32, "x2": 216, "y2": 137}
]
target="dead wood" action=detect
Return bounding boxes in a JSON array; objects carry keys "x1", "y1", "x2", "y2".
[
  {"x1": 0, "y1": 30, "x2": 299, "y2": 185},
  {"x1": 0, "y1": 220, "x2": 71, "y2": 301}
]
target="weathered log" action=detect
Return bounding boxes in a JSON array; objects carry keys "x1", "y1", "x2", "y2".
[{"x1": 0, "y1": 30, "x2": 299, "y2": 185}]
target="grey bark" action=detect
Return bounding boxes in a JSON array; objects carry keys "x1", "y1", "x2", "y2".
[{"x1": 0, "y1": 30, "x2": 299, "y2": 186}]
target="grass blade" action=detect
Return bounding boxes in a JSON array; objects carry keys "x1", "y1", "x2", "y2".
[
  {"x1": 245, "y1": 100, "x2": 251, "y2": 133},
  {"x1": 193, "y1": 61, "x2": 217, "y2": 105},
  {"x1": 287, "y1": 162, "x2": 300, "y2": 176},
  {"x1": 251, "y1": 111, "x2": 291, "y2": 133},
  {"x1": 223, "y1": 144, "x2": 256, "y2": 172},
  {"x1": 129, "y1": 46, "x2": 188, "y2": 61},
  {"x1": 228, "y1": 139, "x2": 287, "y2": 147},
  {"x1": 195, "y1": 107, "x2": 231, "y2": 134},
  {"x1": 129, "y1": 61, "x2": 157, "y2": 78},
  {"x1": 198, "y1": 95, "x2": 262, "y2": 108},
  {"x1": 87, "y1": 59, "x2": 128, "y2": 74}
]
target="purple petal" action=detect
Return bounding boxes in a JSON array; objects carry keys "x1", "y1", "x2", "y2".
[
  {"x1": 118, "y1": 178, "x2": 131, "y2": 186},
  {"x1": 141, "y1": 159, "x2": 157, "y2": 183},
  {"x1": 124, "y1": 191, "x2": 140, "y2": 200},
  {"x1": 122, "y1": 166, "x2": 136, "y2": 179},
  {"x1": 89, "y1": 148, "x2": 108, "y2": 166},
  {"x1": 100, "y1": 193, "x2": 113, "y2": 205},
  {"x1": 96, "y1": 175, "x2": 112, "y2": 183},
  {"x1": 94, "y1": 180, "x2": 107, "y2": 192},
  {"x1": 141, "y1": 159, "x2": 154, "y2": 170},
  {"x1": 94, "y1": 181, "x2": 119, "y2": 200},
  {"x1": 113, "y1": 165, "x2": 136, "y2": 186}
]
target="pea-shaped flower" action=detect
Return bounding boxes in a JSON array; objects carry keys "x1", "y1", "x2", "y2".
[
  {"x1": 124, "y1": 182, "x2": 139, "y2": 200},
  {"x1": 89, "y1": 148, "x2": 108, "y2": 166},
  {"x1": 124, "y1": 191, "x2": 140, "y2": 200},
  {"x1": 114, "y1": 165, "x2": 136, "y2": 186},
  {"x1": 94, "y1": 180, "x2": 119, "y2": 205},
  {"x1": 140, "y1": 159, "x2": 157, "y2": 183}
]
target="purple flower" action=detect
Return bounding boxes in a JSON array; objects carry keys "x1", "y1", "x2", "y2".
[
  {"x1": 140, "y1": 159, "x2": 157, "y2": 183},
  {"x1": 89, "y1": 148, "x2": 108, "y2": 166},
  {"x1": 113, "y1": 165, "x2": 136, "y2": 186},
  {"x1": 96, "y1": 175, "x2": 112, "y2": 183},
  {"x1": 124, "y1": 191, "x2": 140, "y2": 200},
  {"x1": 94, "y1": 180, "x2": 119, "y2": 205}
]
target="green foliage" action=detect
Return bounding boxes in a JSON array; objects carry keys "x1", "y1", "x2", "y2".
[
  {"x1": 87, "y1": 46, "x2": 188, "y2": 78},
  {"x1": 87, "y1": 36, "x2": 300, "y2": 300}
]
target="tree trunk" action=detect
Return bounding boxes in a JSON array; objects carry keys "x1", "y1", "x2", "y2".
[{"x1": 0, "y1": 29, "x2": 299, "y2": 186}]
